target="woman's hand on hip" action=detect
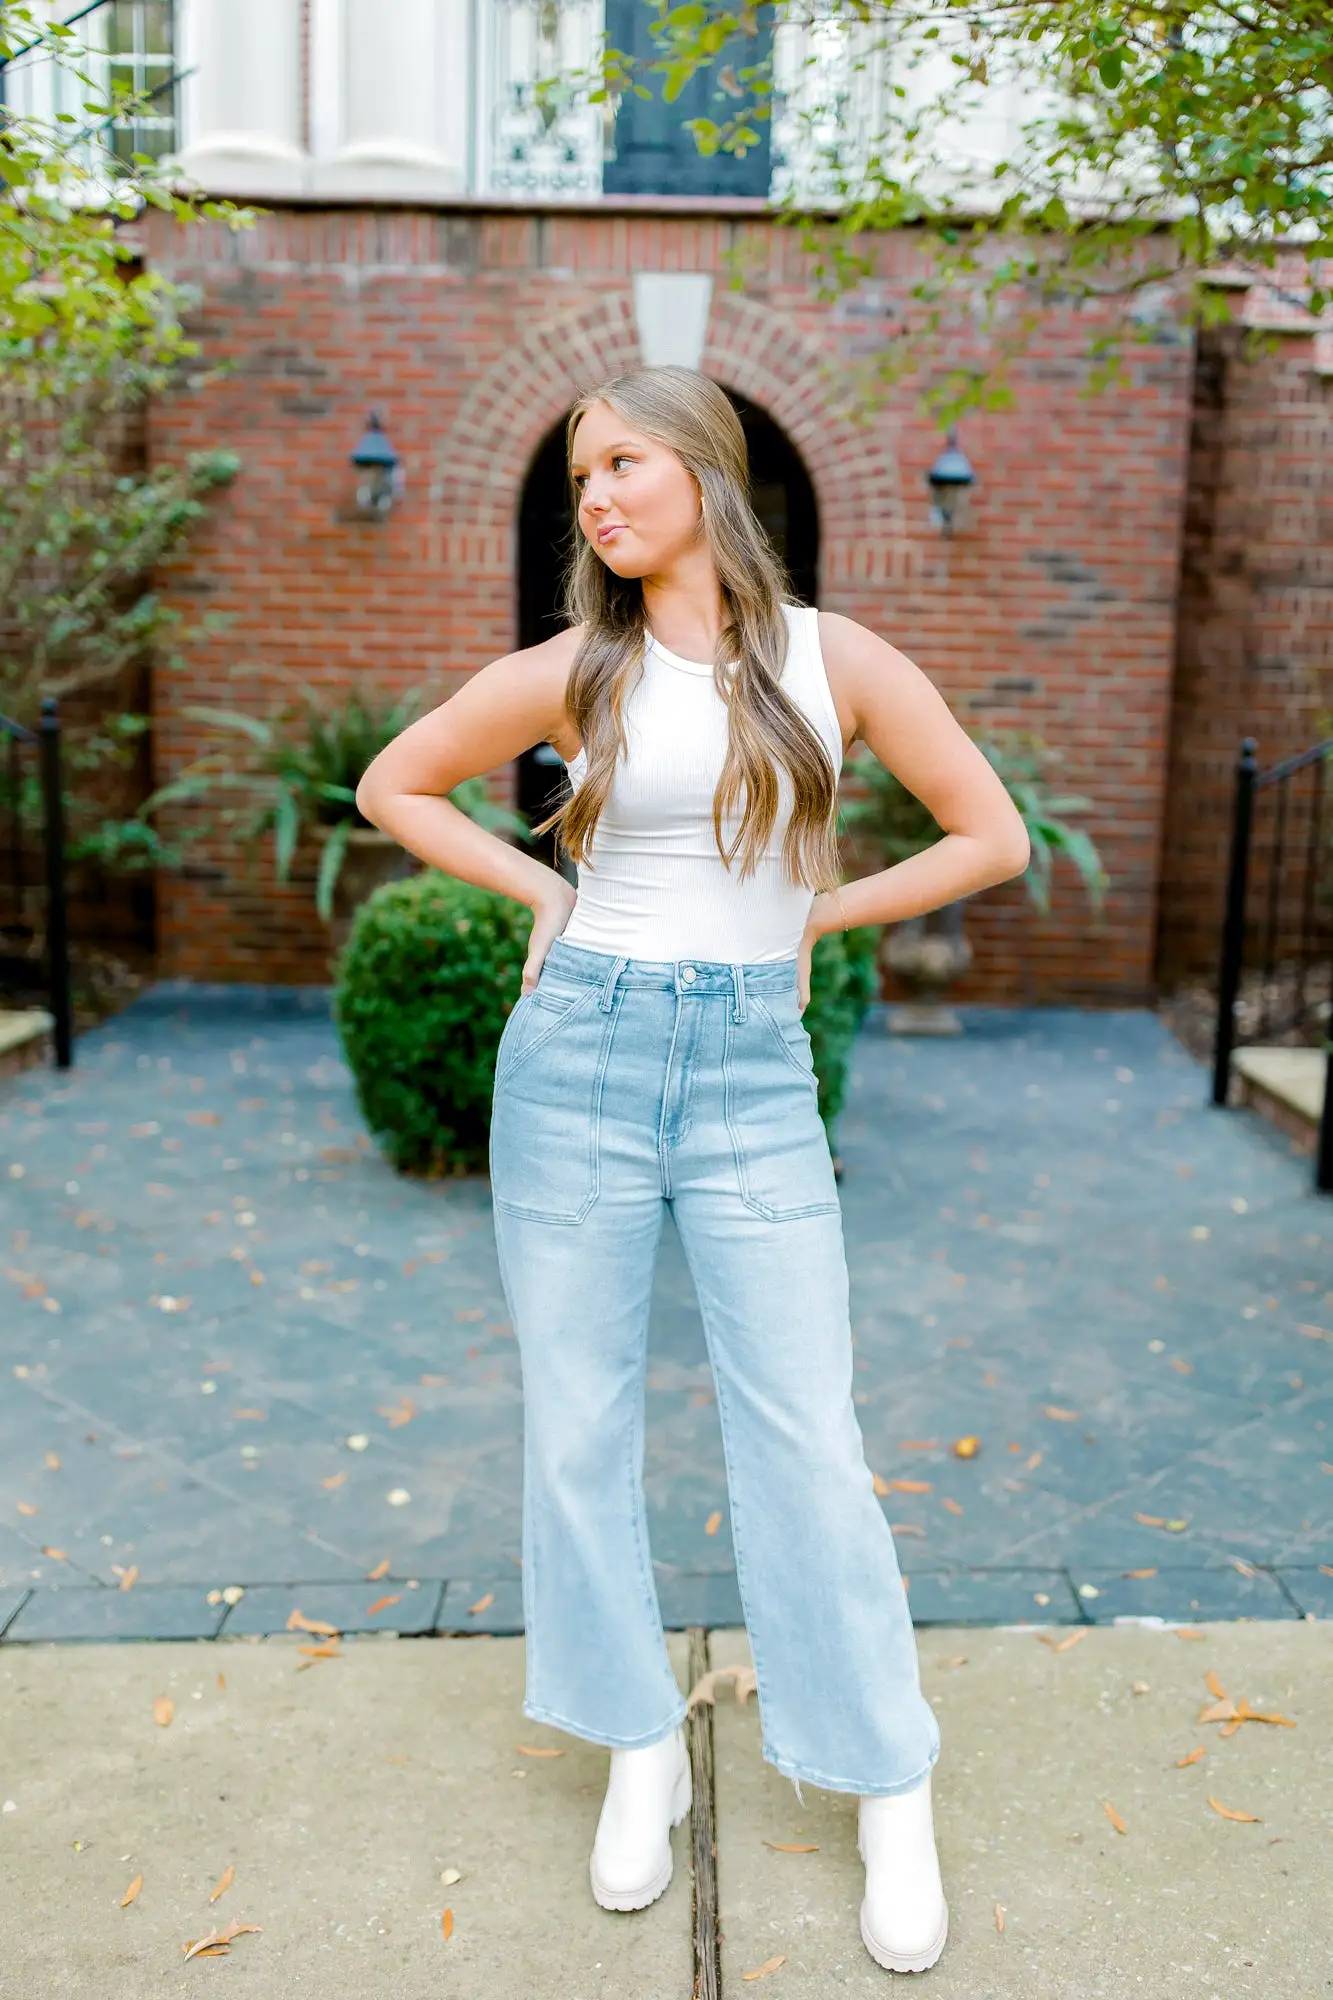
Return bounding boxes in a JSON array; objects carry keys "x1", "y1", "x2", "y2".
[{"x1": 523, "y1": 874, "x2": 577, "y2": 991}]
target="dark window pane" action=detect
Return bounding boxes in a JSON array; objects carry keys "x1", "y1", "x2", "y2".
[
  {"x1": 106, "y1": 4, "x2": 136, "y2": 55},
  {"x1": 143, "y1": 2, "x2": 174, "y2": 54},
  {"x1": 603, "y1": 0, "x2": 773, "y2": 198}
]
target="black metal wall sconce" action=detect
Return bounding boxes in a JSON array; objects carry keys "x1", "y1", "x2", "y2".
[
  {"x1": 926, "y1": 428, "x2": 975, "y2": 537},
  {"x1": 351, "y1": 412, "x2": 405, "y2": 517}
]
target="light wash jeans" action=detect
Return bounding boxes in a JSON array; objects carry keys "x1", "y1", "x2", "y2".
[{"x1": 488, "y1": 936, "x2": 942, "y2": 1800}]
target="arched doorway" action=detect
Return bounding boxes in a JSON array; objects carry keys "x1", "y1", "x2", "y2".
[{"x1": 514, "y1": 390, "x2": 820, "y2": 863}]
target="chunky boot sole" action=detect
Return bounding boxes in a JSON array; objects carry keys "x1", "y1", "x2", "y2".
[
  {"x1": 857, "y1": 1821, "x2": 949, "y2": 1972},
  {"x1": 589, "y1": 1748, "x2": 692, "y2": 1912}
]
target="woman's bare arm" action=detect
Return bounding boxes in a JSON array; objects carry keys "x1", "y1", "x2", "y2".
[
  {"x1": 355, "y1": 627, "x2": 583, "y2": 987},
  {"x1": 803, "y1": 611, "x2": 1031, "y2": 966}
]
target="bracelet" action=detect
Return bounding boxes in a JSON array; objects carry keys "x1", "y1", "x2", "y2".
[{"x1": 832, "y1": 886, "x2": 851, "y2": 932}]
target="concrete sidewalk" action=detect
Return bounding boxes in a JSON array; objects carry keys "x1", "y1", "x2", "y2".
[{"x1": 2, "y1": 1619, "x2": 1328, "y2": 1998}]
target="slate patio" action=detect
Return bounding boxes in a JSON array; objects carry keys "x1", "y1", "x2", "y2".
[{"x1": 2, "y1": 981, "x2": 1330, "y2": 1646}]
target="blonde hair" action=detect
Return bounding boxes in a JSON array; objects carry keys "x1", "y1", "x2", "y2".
[{"x1": 533, "y1": 365, "x2": 840, "y2": 889}]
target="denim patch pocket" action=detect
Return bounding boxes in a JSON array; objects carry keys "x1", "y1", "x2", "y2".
[
  {"x1": 489, "y1": 979, "x2": 612, "y2": 1224},
  {"x1": 723, "y1": 996, "x2": 841, "y2": 1222}
]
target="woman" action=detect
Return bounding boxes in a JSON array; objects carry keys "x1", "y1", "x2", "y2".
[{"x1": 356, "y1": 365, "x2": 1029, "y2": 1975}]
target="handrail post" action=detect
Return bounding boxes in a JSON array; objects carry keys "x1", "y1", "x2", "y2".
[
  {"x1": 1212, "y1": 736, "x2": 1258, "y2": 1107},
  {"x1": 39, "y1": 697, "x2": 73, "y2": 1069}
]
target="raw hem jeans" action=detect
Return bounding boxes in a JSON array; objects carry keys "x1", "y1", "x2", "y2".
[{"x1": 488, "y1": 937, "x2": 942, "y2": 1801}]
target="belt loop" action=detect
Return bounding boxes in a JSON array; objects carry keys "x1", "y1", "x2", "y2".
[
  {"x1": 598, "y1": 953, "x2": 629, "y2": 1012},
  {"x1": 731, "y1": 963, "x2": 747, "y2": 1023}
]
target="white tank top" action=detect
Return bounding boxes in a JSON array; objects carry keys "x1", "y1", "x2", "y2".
[{"x1": 557, "y1": 602, "x2": 843, "y2": 964}]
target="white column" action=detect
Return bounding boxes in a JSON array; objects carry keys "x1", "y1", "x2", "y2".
[
  {"x1": 173, "y1": 0, "x2": 308, "y2": 197},
  {"x1": 308, "y1": 0, "x2": 468, "y2": 198}
]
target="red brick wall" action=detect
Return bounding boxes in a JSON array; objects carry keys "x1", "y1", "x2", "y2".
[
  {"x1": 1156, "y1": 319, "x2": 1333, "y2": 989},
  {"x1": 142, "y1": 204, "x2": 1197, "y2": 1002}
]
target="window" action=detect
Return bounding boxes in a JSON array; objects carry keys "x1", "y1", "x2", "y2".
[
  {"x1": 602, "y1": 0, "x2": 774, "y2": 199},
  {"x1": 98, "y1": 0, "x2": 178, "y2": 168}
]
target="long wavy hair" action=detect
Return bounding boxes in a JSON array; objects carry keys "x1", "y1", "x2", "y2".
[{"x1": 532, "y1": 365, "x2": 841, "y2": 889}]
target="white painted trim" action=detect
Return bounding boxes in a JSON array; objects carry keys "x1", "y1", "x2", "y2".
[{"x1": 634, "y1": 273, "x2": 714, "y2": 371}]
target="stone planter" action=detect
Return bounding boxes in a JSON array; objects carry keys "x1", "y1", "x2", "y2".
[
  {"x1": 881, "y1": 898, "x2": 972, "y2": 1035},
  {"x1": 312, "y1": 824, "x2": 420, "y2": 956}
]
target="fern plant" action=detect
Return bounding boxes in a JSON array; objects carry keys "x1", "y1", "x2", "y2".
[
  {"x1": 838, "y1": 728, "x2": 1110, "y2": 916},
  {"x1": 137, "y1": 668, "x2": 530, "y2": 921}
]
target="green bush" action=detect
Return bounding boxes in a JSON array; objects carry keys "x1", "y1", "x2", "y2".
[
  {"x1": 333, "y1": 865, "x2": 880, "y2": 1176},
  {"x1": 806, "y1": 924, "x2": 880, "y2": 1137},
  {"x1": 333, "y1": 870, "x2": 530, "y2": 1176}
]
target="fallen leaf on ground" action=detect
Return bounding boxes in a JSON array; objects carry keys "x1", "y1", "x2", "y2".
[
  {"x1": 121, "y1": 1873, "x2": 143, "y2": 1906},
  {"x1": 1135, "y1": 1513, "x2": 1166, "y2": 1526},
  {"x1": 296, "y1": 1642, "x2": 341, "y2": 1663},
  {"x1": 1024, "y1": 1451, "x2": 1043, "y2": 1470},
  {"x1": 153, "y1": 1696, "x2": 173, "y2": 1727},
  {"x1": 365, "y1": 1595, "x2": 400, "y2": 1616},
  {"x1": 941, "y1": 1498, "x2": 965, "y2": 1514},
  {"x1": 41, "y1": 1546, "x2": 68, "y2": 1561},
  {"x1": 1037, "y1": 1631, "x2": 1087, "y2": 1653},
  {"x1": 1175, "y1": 1628, "x2": 1206, "y2": 1640},
  {"x1": 208, "y1": 1864, "x2": 233, "y2": 1902},
  {"x1": 182, "y1": 1919, "x2": 262, "y2": 1960},
  {"x1": 899, "y1": 1440, "x2": 939, "y2": 1450},
  {"x1": 885, "y1": 1479, "x2": 932, "y2": 1493},
  {"x1": 287, "y1": 1609, "x2": 339, "y2": 1636},
  {"x1": 442, "y1": 1908, "x2": 454, "y2": 1939},
  {"x1": 1177, "y1": 1746, "x2": 1206, "y2": 1766},
  {"x1": 16, "y1": 1502, "x2": 37, "y2": 1516},
  {"x1": 1104, "y1": 1802, "x2": 1126, "y2": 1834},
  {"x1": 1206, "y1": 1669, "x2": 1228, "y2": 1701},
  {"x1": 952, "y1": 1436, "x2": 980, "y2": 1457},
  {"x1": 1208, "y1": 1798, "x2": 1261, "y2": 1823},
  {"x1": 44, "y1": 1451, "x2": 59, "y2": 1470},
  {"x1": 1043, "y1": 1406, "x2": 1079, "y2": 1421},
  {"x1": 687, "y1": 1664, "x2": 757, "y2": 1709},
  {"x1": 113, "y1": 1565, "x2": 139, "y2": 1591},
  {"x1": 516, "y1": 1744, "x2": 565, "y2": 1758},
  {"x1": 1123, "y1": 1568, "x2": 1157, "y2": 1579},
  {"x1": 705, "y1": 1511, "x2": 723, "y2": 1535},
  {"x1": 321, "y1": 1472, "x2": 348, "y2": 1490},
  {"x1": 764, "y1": 1841, "x2": 818, "y2": 1852},
  {"x1": 468, "y1": 1593, "x2": 494, "y2": 1615},
  {"x1": 890, "y1": 1523, "x2": 926, "y2": 1536},
  {"x1": 742, "y1": 1956, "x2": 786, "y2": 1981},
  {"x1": 994, "y1": 1902, "x2": 1005, "y2": 1932},
  {"x1": 367, "y1": 1558, "x2": 392, "y2": 1580}
]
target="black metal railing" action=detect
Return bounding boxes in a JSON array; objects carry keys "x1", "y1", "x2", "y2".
[
  {"x1": 1, "y1": 699, "x2": 73, "y2": 1069},
  {"x1": 1212, "y1": 733, "x2": 1333, "y2": 1192}
]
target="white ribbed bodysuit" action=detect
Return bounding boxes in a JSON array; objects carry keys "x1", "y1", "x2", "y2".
[{"x1": 557, "y1": 602, "x2": 844, "y2": 964}]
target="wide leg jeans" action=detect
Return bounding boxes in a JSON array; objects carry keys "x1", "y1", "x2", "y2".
[{"x1": 488, "y1": 936, "x2": 941, "y2": 1799}]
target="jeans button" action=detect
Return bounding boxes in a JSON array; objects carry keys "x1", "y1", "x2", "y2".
[{"x1": 681, "y1": 965, "x2": 697, "y2": 983}]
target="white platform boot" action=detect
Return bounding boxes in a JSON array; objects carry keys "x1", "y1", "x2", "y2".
[
  {"x1": 857, "y1": 1769, "x2": 949, "y2": 1973},
  {"x1": 588, "y1": 1723, "x2": 692, "y2": 1912}
]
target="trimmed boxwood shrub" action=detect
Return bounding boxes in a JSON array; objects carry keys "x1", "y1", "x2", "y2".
[
  {"x1": 334, "y1": 865, "x2": 879, "y2": 1175},
  {"x1": 333, "y1": 870, "x2": 530, "y2": 1177}
]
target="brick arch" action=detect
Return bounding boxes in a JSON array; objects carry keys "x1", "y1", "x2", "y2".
[
  {"x1": 703, "y1": 291, "x2": 907, "y2": 554},
  {"x1": 432, "y1": 286, "x2": 907, "y2": 600},
  {"x1": 435, "y1": 294, "x2": 641, "y2": 530}
]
